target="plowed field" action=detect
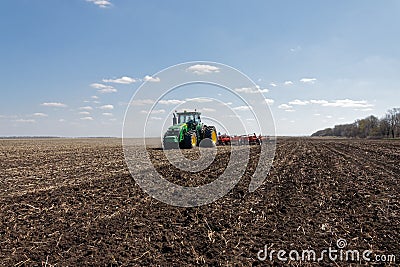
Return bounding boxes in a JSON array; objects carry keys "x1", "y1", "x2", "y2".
[{"x1": 0, "y1": 138, "x2": 399, "y2": 266}]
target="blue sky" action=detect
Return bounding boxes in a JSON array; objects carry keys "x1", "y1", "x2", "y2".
[{"x1": 0, "y1": 0, "x2": 399, "y2": 136}]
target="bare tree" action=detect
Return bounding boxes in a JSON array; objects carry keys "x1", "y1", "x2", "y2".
[
  {"x1": 396, "y1": 110, "x2": 400, "y2": 137},
  {"x1": 379, "y1": 118, "x2": 391, "y2": 138},
  {"x1": 385, "y1": 108, "x2": 400, "y2": 138}
]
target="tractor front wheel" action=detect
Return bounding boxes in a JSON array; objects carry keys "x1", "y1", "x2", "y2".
[{"x1": 180, "y1": 131, "x2": 197, "y2": 149}]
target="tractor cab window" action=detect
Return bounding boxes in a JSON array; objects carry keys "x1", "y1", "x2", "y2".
[{"x1": 178, "y1": 114, "x2": 196, "y2": 124}]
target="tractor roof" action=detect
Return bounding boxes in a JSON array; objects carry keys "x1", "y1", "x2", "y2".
[{"x1": 176, "y1": 111, "x2": 201, "y2": 115}]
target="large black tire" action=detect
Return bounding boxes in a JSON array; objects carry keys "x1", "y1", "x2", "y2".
[
  {"x1": 180, "y1": 131, "x2": 197, "y2": 149},
  {"x1": 163, "y1": 141, "x2": 179, "y2": 150},
  {"x1": 202, "y1": 126, "x2": 217, "y2": 147}
]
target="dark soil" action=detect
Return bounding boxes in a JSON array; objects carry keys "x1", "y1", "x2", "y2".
[{"x1": 0, "y1": 138, "x2": 399, "y2": 266}]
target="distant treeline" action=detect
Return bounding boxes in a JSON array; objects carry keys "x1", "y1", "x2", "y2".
[
  {"x1": 0, "y1": 136, "x2": 62, "y2": 139},
  {"x1": 312, "y1": 108, "x2": 400, "y2": 139}
]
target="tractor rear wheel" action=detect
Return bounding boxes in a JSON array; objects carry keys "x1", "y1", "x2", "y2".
[
  {"x1": 180, "y1": 131, "x2": 197, "y2": 149},
  {"x1": 203, "y1": 126, "x2": 218, "y2": 147}
]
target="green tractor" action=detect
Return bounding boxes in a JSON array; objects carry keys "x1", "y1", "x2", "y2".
[{"x1": 163, "y1": 110, "x2": 218, "y2": 149}]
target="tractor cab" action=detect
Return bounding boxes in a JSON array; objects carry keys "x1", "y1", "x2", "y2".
[{"x1": 175, "y1": 111, "x2": 201, "y2": 130}]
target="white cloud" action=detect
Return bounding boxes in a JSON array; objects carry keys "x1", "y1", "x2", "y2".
[
  {"x1": 32, "y1": 113, "x2": 48, "y2": 117},
  {"x1": 90, "y1": 83, "x2": 109, "y2": 89},
  {"x1": 79, "y1": 111, "x2": 90, "y2": 115},
  {"x1": 80, "y1": 117, "x2": 94, "y2": 121},
  {"x1": 264, "y1": 99, "x2": 275, "y2": 105},
  {"x1": 103, "y1": 76, "x2": 136, "y2": 84},
  {"x1": 59, "y1": 119, "x2": 65, "y2": 122},
  {"x1": 300, "y1": 78, "x2": 317, "y2": 84},
  {"x1": 143, "y1": 75, "x2": 160, "y2": 82},
  {"x1": 284, "y1": 81, "x2": 293, "y2": 85},
  {"x1": 90, "y1": 83, "x2": 117, "y2": 93},
  {"x1": 41, "y1": 102, "x2": 67, "y2": 108},
  {"x1": 290, "y1": 46, "x2": 301, "y2": 53},
  {"x1": 256, "y1": 85, "x2": 269, "y2": 93},
  {"x1": 321, "y1": 99, "x2": 373, "y2": 108},
  {"x1": 0, "y1": 115, "x2": 18, "y2": 119},
  {"x1": 201, "y1": 108, "x2": 216, "y2": 112},
  {"x1": 102, "y1": 113, "x2": 113, "y2": 116},
  {"x1": 128, "y1": 99, "x2": 187, "y2": 106},
  {"x1": 91, "y1": 95, "x2": 99, "y2": 99},
  {"x1": 158, "y1": 99, "x2": 185, "y2": 105},
  {"x1": 186, "y1": 64, "x2": 220, "y2": 75},
  {"x1": 269, "y1": 82, "x2": 277, "y2": 87},
  {"x1": 313, "y1": 113, "x2": 321, "y2": 116},
  {"x1": 99, "y1": 104, "x2": 114, "y2": 110},
  {"x1": 289, "y1": 99, "x2": 309, "y2": 105},
  {"x1": 308, "y1": 99, "x2": 374, "y2": 108},
  {"x1": 86, "y1": 0, "x2": 112, "y2": 8},
  {"x1": 326, "y1": 115, "x2": 333, "y2": 119},
  {"x1": 232, "y1": 106, "x2": 253, "y2": 111},
  {"x1": 132, "y1": 98, "x2": 215, "y2": 106},
  {"x1": 278, "y1": 104, "x2": 293, "y2": 109},
  {"x1": 185, "y1": 97, "x2": 213, "y2": 103},
  {"x1": 16, "y1": 119, "x2": 35, "y2": 123},
  {"x1": 79, "y1": 106, "x2": 93, "y2": 111},
  {"x1": 310, "y1": 100, "x2": 329, "y2": 105},
  {"x1": 285, "y1": 109, "x2": 296, "y2": 112},
  {"x1": 235, "y1": 87, "x2": 269, "y2": 94},
  {"x1": 140, "y1": 109, "x2": 166, "y2": 114},
  {"x1": 98, "y1": 88, "x2": 117, "y2": 93},
  {"x1": 152, "y1": 109, "x2": 166, "y2": 114}
]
